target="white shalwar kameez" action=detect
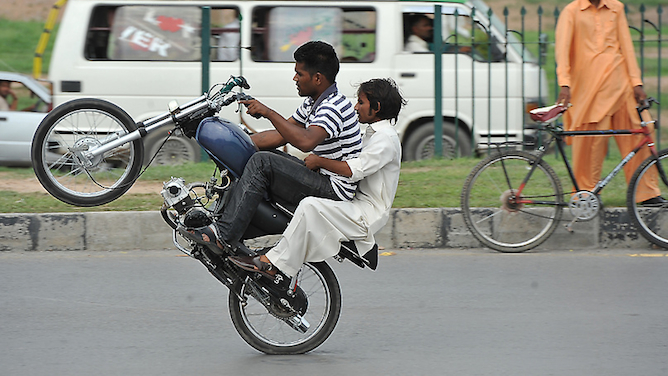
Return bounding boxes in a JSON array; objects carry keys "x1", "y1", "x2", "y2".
[{"x1": 265, "y1": 119, "x2": 402, "y2": 277}]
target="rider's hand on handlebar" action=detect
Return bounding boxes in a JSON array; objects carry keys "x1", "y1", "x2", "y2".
[{"x1": 239, "y1": 99, "x2": 269, "y2": 119}]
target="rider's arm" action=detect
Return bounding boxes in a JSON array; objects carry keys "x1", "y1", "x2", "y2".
[
  {"x1": 305, "y1": 154, "x2": 352, "y2": 177},
  {"x1": 251, "y1": 129, "x2": 287, "y2": 150},
  {"x1": 306, "y1": 129, "x2": 398, "y2": 182},
  {"x1": 242, "y1": 99, "x2": 328, "y2": 152},
  {"x1": 263, "y1": 109, "x2": 329, "y2": 152}
]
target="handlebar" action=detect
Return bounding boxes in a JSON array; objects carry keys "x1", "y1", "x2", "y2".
[
  {"x1": 530, "y1": 97, "x2": 659, "y2": 126},
  {"x1": 83, "y1": 76, "x2": 255, "y2": 159},
  {"x1": 638, "y1": 97, "x2": 659, "y2": 113}
]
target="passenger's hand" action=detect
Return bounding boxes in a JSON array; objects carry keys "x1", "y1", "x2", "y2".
[
  {"x1": 304, "y1": 154, "x2": 322, "y2": 171},
  {"x1": 633, "y1": 85, "x2": 647, "y2": 106},
  {"x1": 239, "y1": 99, "x2": 270, "y2": 119},
  {"x1": 557, "y1": 86, "x2": 570, "y2": 107}
]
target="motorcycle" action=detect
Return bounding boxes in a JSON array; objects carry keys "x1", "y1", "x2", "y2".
[{"x1": 30, "y1": 76, "x2": 377, "y2": 354}]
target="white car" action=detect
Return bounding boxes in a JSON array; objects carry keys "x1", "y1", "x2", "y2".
[{"x1": 0, "y1": 72, "x2": 52, "y2": 167}]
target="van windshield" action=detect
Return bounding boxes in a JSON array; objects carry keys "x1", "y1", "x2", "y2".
[{"x1": 469, "y1": 0, "x2": 537, "y2": 63}]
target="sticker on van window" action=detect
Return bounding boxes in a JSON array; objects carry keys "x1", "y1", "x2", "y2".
[
  {"x1": 111, "y1": 6, "x2": 200, "y2": 61},
  {"x1": 268, "y1": 7, "x2": 342, "y2": 62}
]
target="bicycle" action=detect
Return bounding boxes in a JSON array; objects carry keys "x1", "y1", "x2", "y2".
[{"x1": 460, "y1": 98, "x2": 668, "y2": 252}]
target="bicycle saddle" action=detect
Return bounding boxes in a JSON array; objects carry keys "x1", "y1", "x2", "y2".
[{"x1": 529, "y1": 104, "x2": 568, "y2": 124}]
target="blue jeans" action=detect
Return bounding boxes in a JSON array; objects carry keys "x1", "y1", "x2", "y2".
[{"x1": 215, "y1": 150, "x2": 340, "y2": 244}]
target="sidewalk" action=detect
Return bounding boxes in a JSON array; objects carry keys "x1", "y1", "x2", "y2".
[{"x1": 0, "y1": 207, "x2": 658, "y2": 252}]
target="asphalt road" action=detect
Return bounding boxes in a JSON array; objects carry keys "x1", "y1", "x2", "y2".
[{"x1": 1, "y1": 248, "x2": 667, "y2": 376}]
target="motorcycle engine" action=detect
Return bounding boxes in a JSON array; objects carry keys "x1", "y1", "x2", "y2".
[
  {"x1": 161, "y1": 177, "x2": 214, "y2": 228},
  {"x1": 161, "y1": 177, "x2": 195, "y2": 215},
  {"x1": 183, "y1": 207, "x2": 212, "y2": 228}
]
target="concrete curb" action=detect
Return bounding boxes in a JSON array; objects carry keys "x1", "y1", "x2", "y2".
[{"x1": 0, "y1": 208, "x2": 657, "y2": 252}]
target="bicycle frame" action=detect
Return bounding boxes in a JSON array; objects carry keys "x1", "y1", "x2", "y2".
[
  {"x1": 511, "y1": 112, "x2": 668, "y2": 206},
  {"x1": 462, "y1": 98, "x2": 668, "y2": 252}
]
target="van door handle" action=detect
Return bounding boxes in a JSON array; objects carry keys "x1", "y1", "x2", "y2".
[
  {"x1": 400, "y1": 72, "x2": 416, "y2": 78},
  {"x1": 0, "y1": 117, "x2": 7, "y2": 121}
]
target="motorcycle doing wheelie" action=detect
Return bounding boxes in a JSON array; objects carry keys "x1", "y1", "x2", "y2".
[{"x1": 30, "y1": 76, "x2": 378, "y2": 354}]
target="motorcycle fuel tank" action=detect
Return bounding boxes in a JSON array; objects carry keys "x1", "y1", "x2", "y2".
[{"x1": 196, "y1": 117, "x2": 257, "y2": 177}]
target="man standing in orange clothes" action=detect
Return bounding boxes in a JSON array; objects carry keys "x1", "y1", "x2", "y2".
[{"x1": 555, "y1": 0, "x2": 663, "y2": 204}]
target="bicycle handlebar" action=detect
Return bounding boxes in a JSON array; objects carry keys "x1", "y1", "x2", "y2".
[{"x1": 637, "y1": 97, "x2": 659, "y2": 113}]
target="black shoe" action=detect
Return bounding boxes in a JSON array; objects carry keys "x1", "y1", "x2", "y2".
[{"x1": 640, "y1": 196, "x2": 668, "y2": 206}]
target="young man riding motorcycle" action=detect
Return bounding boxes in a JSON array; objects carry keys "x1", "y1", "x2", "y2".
[
  {"x1": 229, "y1": 78, "x2": 406, "y2": 278},
  {"x1": 179, "y1": 41, "x2": 363, "y2": 253}
]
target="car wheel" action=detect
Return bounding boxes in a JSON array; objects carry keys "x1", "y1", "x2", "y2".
[
  {"x1": 404, "y1": 121, "x2": 472, "y2": 161},
  {"x1": 143, "y1": 132, "x2": 202, "y2": 165}
]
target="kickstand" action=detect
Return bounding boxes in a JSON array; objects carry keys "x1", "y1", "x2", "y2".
[{"x1": 564, "y1": 217, "x2": 578, "y2": 232}]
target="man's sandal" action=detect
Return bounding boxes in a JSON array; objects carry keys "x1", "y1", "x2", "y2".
[
  {"x1": 177, "y1": 224, "x2": 226, "y2": 255},
  {"x1": 228, "y1": 255, "x2": 277, "y2": 279}
]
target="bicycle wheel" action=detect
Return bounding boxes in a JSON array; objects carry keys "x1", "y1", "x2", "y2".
[
  {"x1": 228, "y1": 261, "x2": 341, "y2": 355},
  {"x1": 461, "y1": 150, "x2": 564, "y2": 252},
  {"x1": 31, "y1": 98, "x2": 144, "y2": 207},
  {"x1": 627, "y1": 149, "x2": 668, "y2": 248}
]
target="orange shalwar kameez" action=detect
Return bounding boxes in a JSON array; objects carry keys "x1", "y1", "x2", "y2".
[{"x1": 555, "y1": 0, "x2": 660, "y2": 202}]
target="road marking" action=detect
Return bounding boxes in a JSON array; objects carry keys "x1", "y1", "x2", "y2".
[{"x1": 627, "y1": 253, "x2": 668, "y2": 257}]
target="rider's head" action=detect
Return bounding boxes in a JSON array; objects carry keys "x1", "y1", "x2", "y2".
[
  {"x1": 293, "y1": 41, "x2": 339, "y2": 85},
  {"x1": 356, "y1": 78, "x2": 407, "y2": 124}
]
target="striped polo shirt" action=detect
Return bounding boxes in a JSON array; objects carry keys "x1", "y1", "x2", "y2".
[{"x1": 291, "y1": 84, "x2": 362, "y2": 200}]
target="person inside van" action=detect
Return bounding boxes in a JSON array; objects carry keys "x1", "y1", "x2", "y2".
[
  {"x1": 228, "y1": 78, "x2": 406, "y2": 279},
  {"x1": 0, "y1": 80, "x2": 17, "y2": 111},
  {"x1": 405, "y1": 14, "x2": 433, "y2": 52},
  {"x1": 179, "y1": 41, "x2": 363, "y2": 254},
  {"x1": 215, "y1": 8, "x2": 240, "y2": 61}
]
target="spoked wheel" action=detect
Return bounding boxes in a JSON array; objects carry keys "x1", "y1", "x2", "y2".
[
  {"x1": 228, "y1": 261, "x2": 341, "y2": 354},
  {"x1": 461, "y1": 150, "x2": 564, "y2": 252},
  {"x1": 627, "y1": 149, "x2": 668, "y2": 248},
  {"x1": 31, "y1": 98, "x2": 144, "y2": 207}
]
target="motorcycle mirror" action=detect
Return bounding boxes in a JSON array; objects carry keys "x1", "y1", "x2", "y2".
[{"x1": 236, "y1": 76, "x2": 251, "y2": 90}]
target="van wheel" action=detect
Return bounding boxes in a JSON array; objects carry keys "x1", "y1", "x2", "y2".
[
  {"x1": 403, "y1": 122, "x2": 472, "y2": 161},
  {"x1": 143, "y1": 132, "x2": 202, "y2": 165}
]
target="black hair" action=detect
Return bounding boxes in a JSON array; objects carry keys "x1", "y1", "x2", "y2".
[
  {"x1": 409, "y1": 14, "x2": 432, "y2": 29},
  {"x1": 357, "y1": 78, "x2": 407, "y2": 124},
  {"x1": 293, "y1": 41, "x2": 340, "y2": 84}
]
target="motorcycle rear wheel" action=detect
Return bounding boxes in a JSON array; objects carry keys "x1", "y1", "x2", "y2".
[
  {"x1": 228, "y1": 261, "x2": 341, "y2": 354},
  {"x1": 31, "y1": 98, "x2": 144, "y2": 207}
]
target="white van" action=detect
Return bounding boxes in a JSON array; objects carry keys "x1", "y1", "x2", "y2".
[{"x1": 49, "y1": 0, "x2": 548, "y2": 162}]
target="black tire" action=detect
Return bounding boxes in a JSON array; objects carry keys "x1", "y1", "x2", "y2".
[
  {"x1": 627, "y1": 149, "x2": 668, "y2": 248},
  {"x1": 31, "y1": 98, "x2": 143, "y2": 207},
  {"x1": 461, "y1": 150, "x2": 564, "y2": 252},
  {"x1": 228, "y1": 261, "x2": 341, "y2": 355},
  {"x1": 142, "y1": 130, "x2": 202, "y2": 166},
  {"x1": 403, "y1": 121, "x2": 472, "y2": 161}
]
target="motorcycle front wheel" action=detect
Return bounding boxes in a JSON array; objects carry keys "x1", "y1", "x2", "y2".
[
  {"x1": 228, "y1": 261, "x2": 342, "y2": 355},
  {"x1": 31, "y1": 98, "x2": 144, "y2": 207}
]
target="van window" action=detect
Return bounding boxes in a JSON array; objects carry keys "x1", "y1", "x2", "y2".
[
  {"x1": 84, "y1": 5, "x2": 240, "y2": 62},
  {"x1": 250, "y1": 6, "x2": 376, "y2": 63},
  {"x1": 402, "y1": 10, "x2": 506, "y2": 62}
]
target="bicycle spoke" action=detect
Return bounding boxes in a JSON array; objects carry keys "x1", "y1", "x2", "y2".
[{"x1": 461, "y1": 151, "x2": 563, "y2": 252}]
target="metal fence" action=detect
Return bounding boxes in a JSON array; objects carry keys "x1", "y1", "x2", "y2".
[
  {"x1": 199, "y1": 4, "x2": 666, "y2": 157},
  {"x1": 483, "y1": 3, "x2": 666, "y2": 151}
]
